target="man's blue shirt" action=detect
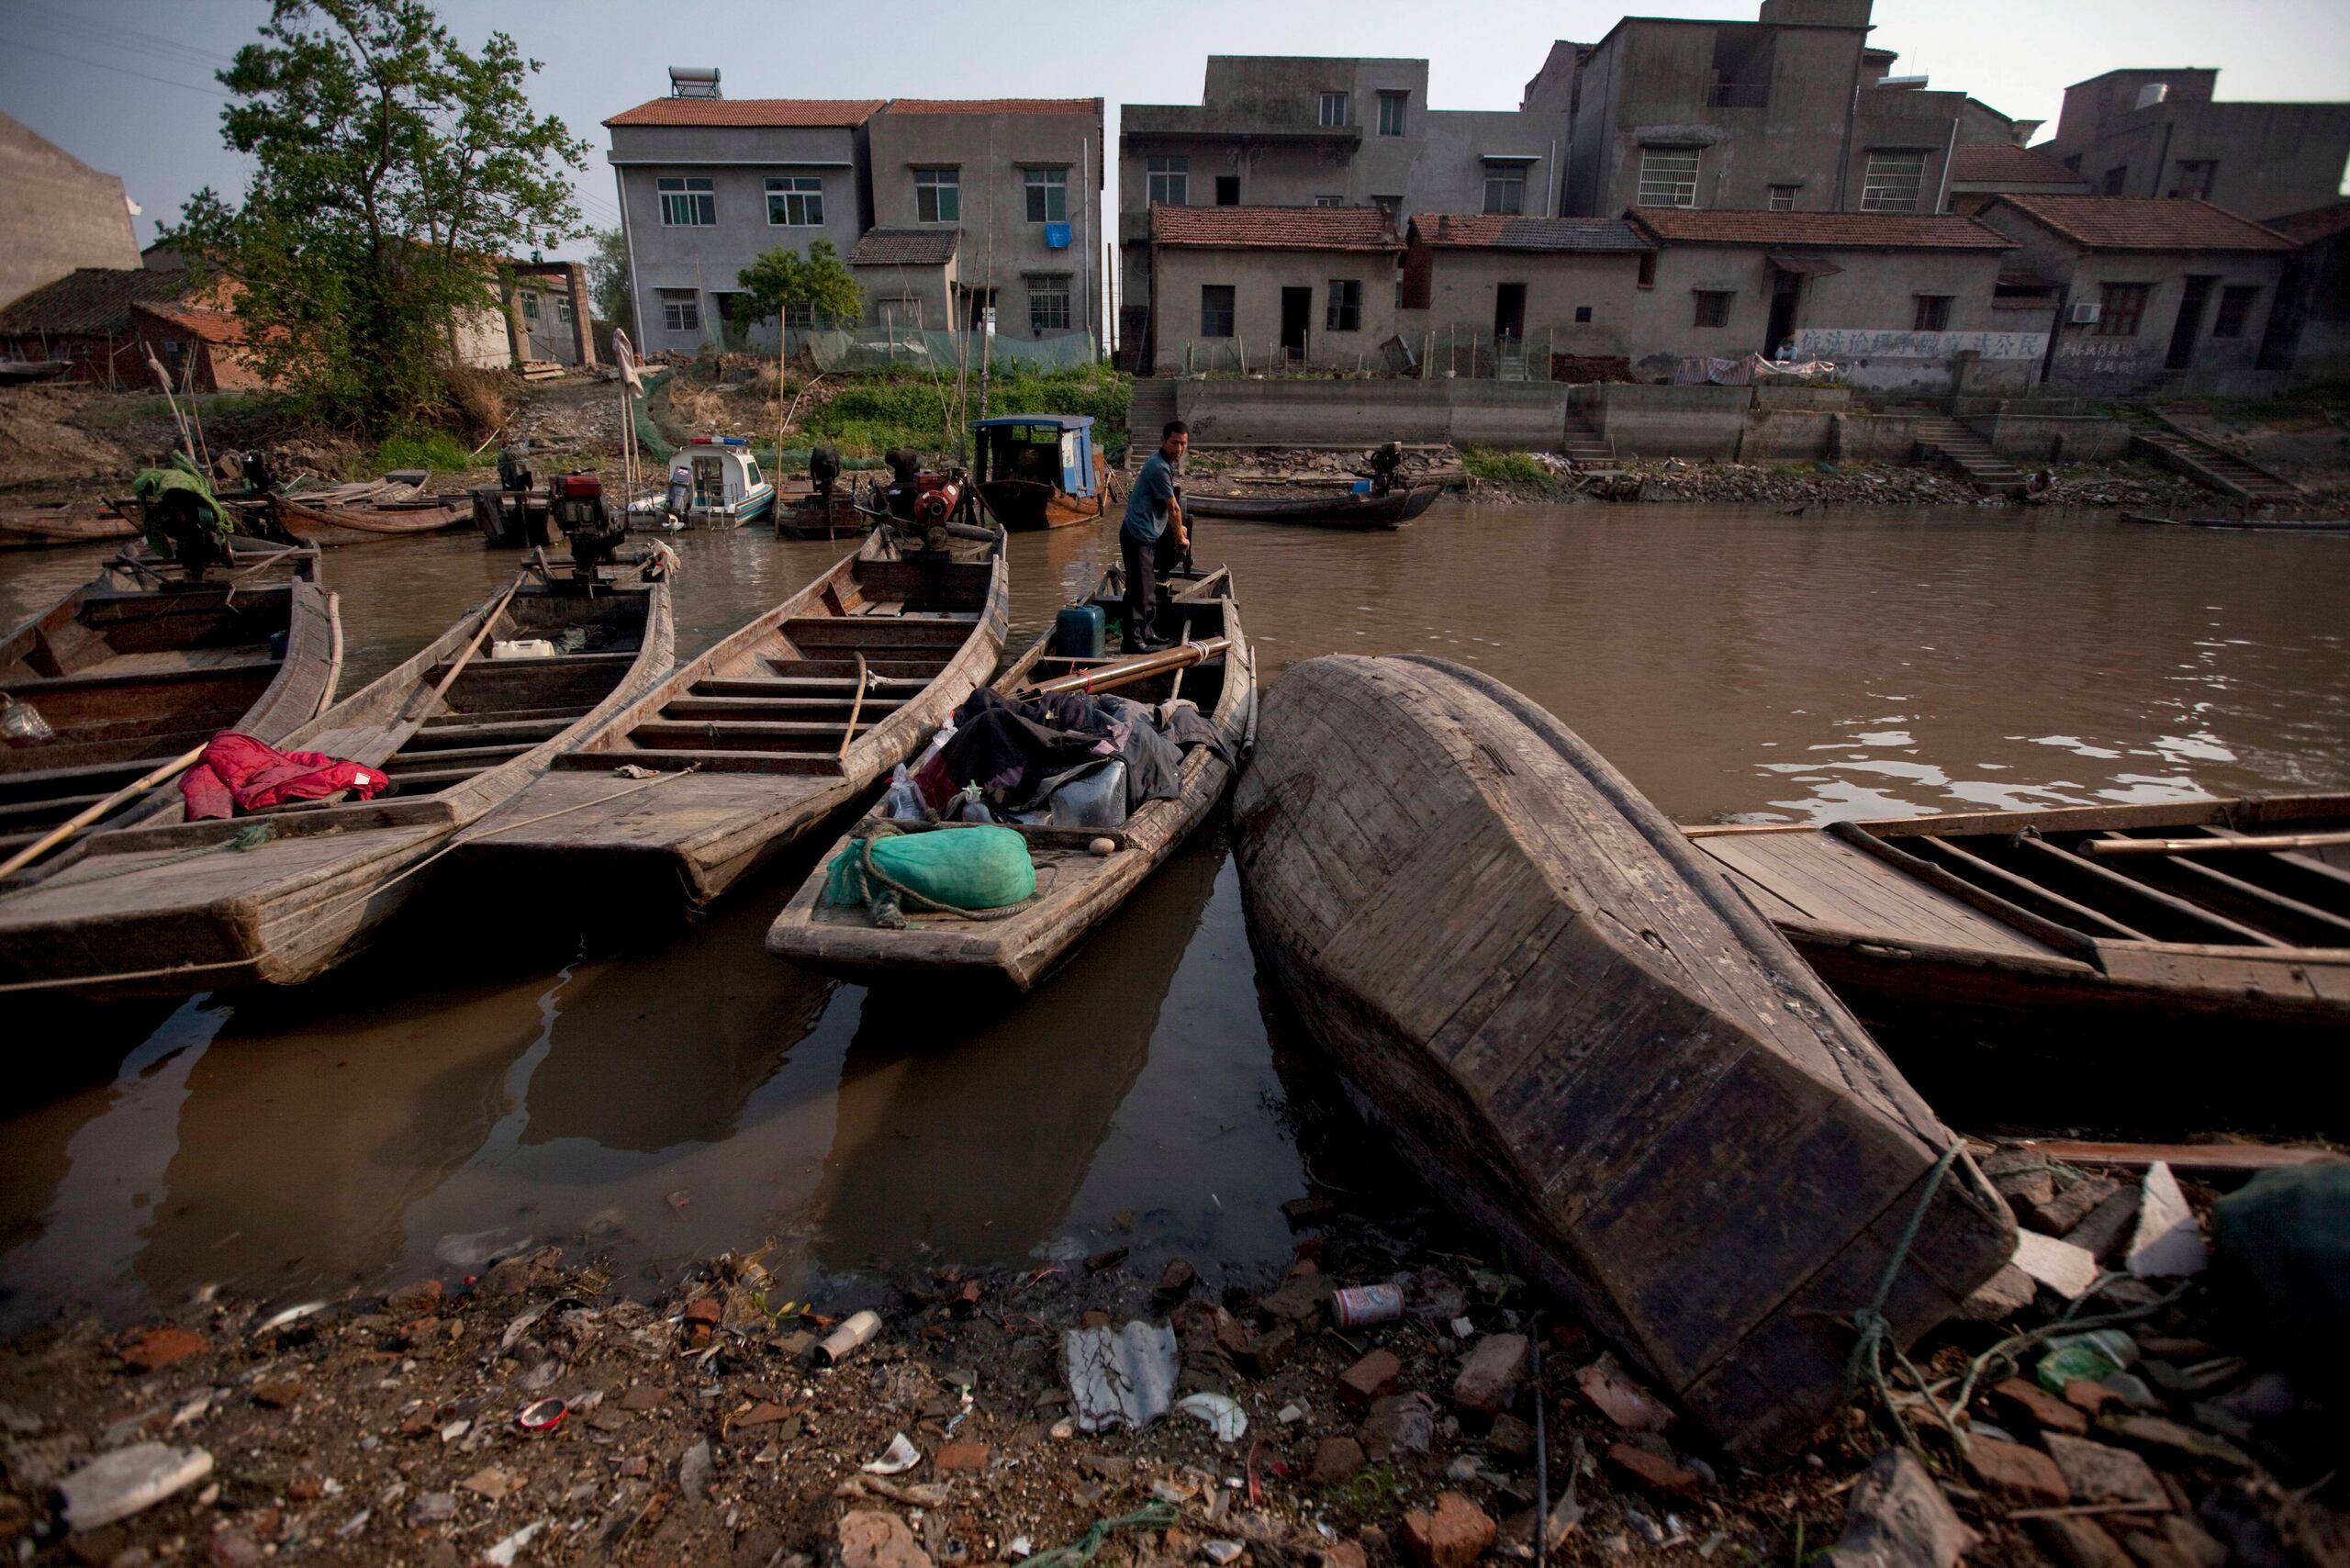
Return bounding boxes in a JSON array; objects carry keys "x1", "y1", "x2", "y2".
[{"x1": 1122, "y1": 452, "x2": 1175, "y2": 543}]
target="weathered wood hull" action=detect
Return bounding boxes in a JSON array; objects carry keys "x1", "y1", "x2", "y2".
[
  {"x1": 0, "y1": 505, "x2": 140, "y2": 549},
  {"x1": 1232, "y1": 655, "x2": 2014, "y2": 1465},
  {"x1": 1183, "y1": 484, "x2": 1439, "y2": 529},
  {"x1": 1687, "y1": 796, "x2": 2350, "y2": 1054},
  {"x1": 2121, "y1": 510, "x2": 2350, "y2": 533},
  {"x1": 775, "y1": 492, "x2": 867, "y2": 540},
  {"x1": 0, "y1": 570, "x2": 674, "y2": 999},
  {"x1": 458, "y1": 545, "x2": 1010, "y2": 922},
  {"x1": 767, "y1": 568, "x2": 1254, "y2": 992},
  {"x1": 274, "y1": 493, "x2": 472, "y2": 546}
]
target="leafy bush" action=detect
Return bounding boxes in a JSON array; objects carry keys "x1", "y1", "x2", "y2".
[
  {"x1": 1459, "y1": 446, "x2": 1554, "y2": 487},
  {"x1": 799, "y1": 364, "x2": 1133, "y2": 458},
  {"x1": 371, "y1": 427, "x2": 477, "y2": 476}
]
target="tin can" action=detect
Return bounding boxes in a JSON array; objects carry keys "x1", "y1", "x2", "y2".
[{"x1": 1329, "y1": 1282, "x2": 1405, "y2": 1327}]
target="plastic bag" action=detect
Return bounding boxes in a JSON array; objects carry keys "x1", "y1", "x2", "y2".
[
  {"x1": 882, "y1": 765, "x2": 926, "y2": 822},
  {"x1": 1046, "y1": 760, "x2": 1128, "y2": 829},
  {"x1": 2, "y1": 696, "x2": 55, "y2": 748},
  {"x1": 2036, "y1": 1328, "x2": 2136, "y2": 1394},
  {"x1": 821, "y1": 826, "x2": 1035, "y2": 913}
]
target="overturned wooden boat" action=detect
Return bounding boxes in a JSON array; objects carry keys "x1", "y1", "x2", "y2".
[
  {"x1": 768, "y1": 564, "x2": 1253, "y2": 992},
  {"x1": 1233, "y1": 655, "x2": 2015, "y2": 1464},
  {"x1": 273, "y1": 485, "x2": 472, "y2": 546},
  {"x1": 1686, "y1": 796, "x2": 2350, "y2": 1052},
  {"x1": 0, "y1": 559, "x2": 673, "y2": 999},
  {"x1": 0, "y1": 500, "x2": 140, "y2": 550},
  {"x1": 1181, "y1": 483, "x2": 1439, "y2": 530},
  {"x1": 969, "y1": 415, "x2": 1113, "y2": 530},
  {"x1": 2, "y1": 541, "x2": 340, "y2": 875},
  {"x1": 457, "y1": 538, "x2": 1009, "y2": 919},
  {"x1": 2119, "y1": 510, "x2": 2349, "y2": 533}
]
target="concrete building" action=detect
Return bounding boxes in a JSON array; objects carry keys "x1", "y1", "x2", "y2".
[
  {"x1": 1534, "y1": 0, "x2": 2034, "y2": 220},
  {"x1": 0, "y1": 113, "x2": 140, "y2": 314},
  {"x1": 606, "y1": 95, "x2": 882, "y2": 355},
  {"x1": 1943, "y1": 144, "x2": 2091, "y2": 215},
  {"x1": 1979, "y1": 196, "x2": 2293, "y2": 396},
  {"x1": 2038, "y1": 70, "x2": 2350, "y2": 221},
  {"x1": 866, "y1": 99, "x2": 1104, "y2": 342},
  {"x1": 1399, "y1": 216, "x2": 1652, "y2": 372},
  {"x1": 846, "y1": 229, "x2": 963, "y2": 331},
  {"x1": 1147, "y1": 207, "x2": 1402, "y2": 375},
  {"x1": 1118, "y1": 57, "x2": 1551, "y2": 354},
  {"x1": 1621, "y1": 208, "x2": 2046, "y2": 394},
  {"x1": 2262, "y1": 202, "x2": 2350, "y2": 382}
]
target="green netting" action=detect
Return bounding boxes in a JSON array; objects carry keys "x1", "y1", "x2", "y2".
[{"x1": 802, "y1": 329, "x2": 1100, "y2": 374}]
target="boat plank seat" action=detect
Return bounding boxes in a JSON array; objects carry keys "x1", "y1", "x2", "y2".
[
  {"x1": 659, "y1": 695, "x2": 909, "y2": 721},
  {"x1": 1998, "y1": 834, "x2": 2288, "y2": 947},
  {"x1": 1697, "y1": 832, "x2": 2059, "y2": 957},
  {"x1": 761, "y1": 656, "x2": 950, "y2": 681},
  {"x1": 399, "y1": 716, "x2": 582, "y2": 748},
  {"x1": 691, "y1": 675, "x2": 874, "y2": 697},
  {"x1": 382, "y1": 741, "x2": 541, "y2": 769},
  {"x1": 629, "y1": 719, "x2": 861, "y2": 751},
  {"x1": 557, "y1": 746, "x2": 845, "y2": 776},
  {"x1": 2089, "y1": 846, "x2": 2350, "y2": 948},
  {"x1": 1908, "y1": 834, "x2": 2153, "y2": 942},
  {"x1": 778, "y1": 617, "x2": 977, "y2": 651}
]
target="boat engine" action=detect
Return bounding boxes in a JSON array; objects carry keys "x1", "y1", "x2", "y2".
[
  {"x1": 497, "y1": 444, "x2": 534, "y2": 496},
  {"x1": 1363, "y1": 441, "x2": 1405, "y2": 495},
  {"x1": 550, "y1": 471, "x2": 627, "y2": 574},
  {"x1": 810, "y1": 444, "x2": 842, "y2": 504}
]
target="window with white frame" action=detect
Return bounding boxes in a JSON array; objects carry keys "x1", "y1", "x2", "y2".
[
  {"x1": 1768, "y1": 185, "x2": 1798, "y2": 211},
  {"x1": 1024, "y1": 167, "x2": 1069, "y2": 223},
  {"x1": 1147, "y1": 155, "x2": 1188, "y2": 207},
  {"x1": 915, "y1": 167, "x2": 960, "y2": 223},
  {"x1": 1636, "y1": 147, "x2": 1700, "y2": 207},
  {"x1": 766, "y1": 176, "x2": 824, "y2": 226},
  {"x1": 1027, "y1": 274, "x2": 1071, "y2": 333},
  {"x1": 1483, "y1": 169, "x2": 1526, "y2": 215},
  {"x1": 784, "y1": 302, "x2": 816, "y2": 331},
  {"x1": 521, "y1": 291, "x2": 540, "y2": 320},
  {"x1": 1319, "y1": 92, "x2": 1348, "y2": 127},
  {"x1": 656, "y1": 176, "x2": 715, "y2": 226},
  {"x1": 1377, "y1": 91, "x2": 1407, "y2": 137},
  {"x1": 1314, "y1": 195, "x2": 1345, "y2": 207},
  {"x1": 1326, "y1": 279, "x2": 1362, "y2": 332},
  {"x1": 1861, "y1": 151, "x2": 1928, "y2": 212},
  {"x1": 2168, "y1": 160, "x2": 2217, "y2": 200},
  {"x1": 657, "y1": 288, "x2": 699, "y2": 332}
]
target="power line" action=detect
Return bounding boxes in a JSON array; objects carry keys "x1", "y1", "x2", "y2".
[{"x1": 1, "y1": 36, "x2": 232, "y2": 98}]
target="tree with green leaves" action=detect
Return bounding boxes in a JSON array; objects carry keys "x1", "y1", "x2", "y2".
[
  {"x1": 588, "y1": 227, "x2": 632, "y2": 328},
  {"x1": 736, "y1": 241, "x2": 863, "y2": 335},
  {"x1": 165, "y1": 0, "x2": 588, "y2": 434}
]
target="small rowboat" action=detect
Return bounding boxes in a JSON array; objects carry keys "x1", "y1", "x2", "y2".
[
  {"x1": 274, "y1": 487, "x2": 472, "y2": 546},
  {"x1": 776, "y1": 488, "x2": 868, "y2": 540},
  {"x1": 970, "y1": 415, "x2": 1113, "y2": 530},
  {"x1": 0, "y1": 501, "x2": 140, "y2": 550},
  {"x1": 457, "y1": 535, "x2": 1010, "y2": 920},
  {"x1": 0, "y1": 558, "x2": 674, "y2": 998},
  {"x1": 1, "y1": 540, "x2": 340, "y2": 875},
  {"x1": 1685, "y1": 795, "x2": 2350, "y2": 1054},
  {"x1": 2121, "y1": 510, "x2": 2350, "y2": 533},
  {"x1": 767, "y1": 564, "x2": 1253, "y2": 993},
  {"x1": 1181, "y1": 484, "x2": 1439, "y2": 529},
  {"x1": 1233, "y1": 655, "x2": 2013, "y2": 1465}
]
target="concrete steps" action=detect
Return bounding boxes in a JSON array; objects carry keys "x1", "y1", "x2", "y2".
[
  {"x1": 2129, "y1": 416, "x2": 2305, "y2": 507},
  {"x1": 1901, "y1": 405, "x2": 2028, "y2": 496},
  {"x1": 1127, "y1": 379, "x2": 1178, "y2": 467},
  {"x1": 1561, "y1": 407, "x2": 1614, "y2": 467}
]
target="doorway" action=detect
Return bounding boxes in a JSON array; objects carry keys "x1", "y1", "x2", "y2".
[
  {"x1": 1765, "y1": 270, "x2": 1801, "y2": 358},
  {"x1": 1280, "y1": 286, "x2": 1311, "y2": 363},
  {"x1": 2166, "y1": 275, "x2": 2215, "y2": 370},
  {"x1": 959, "y1": 286, "x2": 998, "y2": 337},
  {"x1": 1494, "y1": 283, "x2": 1527, "y2": 342}
]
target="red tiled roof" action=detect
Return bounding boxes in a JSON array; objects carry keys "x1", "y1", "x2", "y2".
[
  {"x1": 884, "y1": 98, "x2": 1100, "y2": 117},
  {"x1": 0, "y1": 267, "x2": 193, "y2": 334},
  {"x1": 1153, "y1": 206, "x2": 1400, "y2": 252},
  {"x1": 2264, "y1": 201, "x2": 2350, "y2": 247},
  {"x1": 604, "y1": 98, "x2": 884, "y2": 128},
  {"x1": 1994, "y1": 196, "x2": 2292, "y2": 252},
  {"x1": 131, "y1": 300, "x2": 246, "y2": 344},
  {"x1": 1625, "y1": 209, "x2": 2013, "y2": 250},
  {"x1": 1410, "y1": 216, "x2": 1652, "y2": 252},
  {"x1": 1948, "y1": 143, "x2": 2087, "y2": 187}
]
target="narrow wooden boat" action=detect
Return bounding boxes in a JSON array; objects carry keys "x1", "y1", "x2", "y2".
[
  {"x1": 0, "y1": 560, "x2": 674, "y2": 999},
  {"x1": 2121, "y1": 510, "x2": 2350, "y2": 533},
  {"x1": 1181, "y1": 483, "x2": 1440, "y2": 529},
  {"x1": 1685, "y1": 796, "x2": 2350, "y2": 1052},
  {"x1": 768, "y1": 565, "x2": 1253, "y2": 992},
  {"x1": 0, "y1": 501, "x2": 140, "y2": 550},
  {"x1": 969, "y1": 415, "x2": 1113, "y2": 530},
  {"x1": 775, "y1": 489, "x2": 869, "y2": 540},
  {"x1": 1232, "y1": 655, "x2": 2014, "y2": 1465},
  {"x1": 1, "y1": 541, "x2": 340, "y2": 873},
  {"x1": 273, "y1": 488, "x2": 472, "y2": 547},
  {"x1": 457, "y1": 539, "x2": 1009, "y2": 920}
]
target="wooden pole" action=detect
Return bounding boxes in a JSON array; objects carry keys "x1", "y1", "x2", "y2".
[
  {"x1": 838, "y1": 652, "x2": 870, "y2": 760},
  {"x1": 1018, "y1": 637, "x2": 1229, "y2": 698},
  {"x1": 394, "y1": 573, "x2": 527, "y2": 735},
  {"x1": 2085, "y1": 829, "x2": 2350, "y2": 857},
  {"x1": 0, "y1": 744, "x2": 207, "y2": 880}
]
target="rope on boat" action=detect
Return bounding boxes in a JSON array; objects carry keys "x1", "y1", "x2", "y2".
[
  {"x1": 0, "y1": 822, "x2": 277, "y2": 906},
  {"x1": 853, "y1": 816, "x2": 1052, "y2": 928},
  {"x1": 1842, "y1": 1140, "x2": 1965, "y2": 1451}
]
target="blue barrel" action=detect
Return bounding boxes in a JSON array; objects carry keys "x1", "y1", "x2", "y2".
[{"x1": 1051, "y1": 604, "x2": 1105, "y2": 658}]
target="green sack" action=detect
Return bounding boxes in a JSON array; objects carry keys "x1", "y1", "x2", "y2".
[{"x1": 822, "y1": 825, "x2": 1036, "y2": 913}]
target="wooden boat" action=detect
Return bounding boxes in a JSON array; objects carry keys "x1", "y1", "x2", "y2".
[
  {"x1": 0, "y1": 560, "x2": 674, "y2": 999},
  {"x1": 457, "y1": 538, "x2": 1009, "y2": 920},
  {"x1": 1231, "y1": 655, "x2": 2014, "y2": 1465},
  {"x1": 2120, "y1": 510, "x2": 2350, "y2": 533},
  {"x1": 1, "y1": 540, "x2": 340, "y2": 875},
  {"x1": 274, "y1": 486, "x2": 472, "y2": 546},
  {"x1": 969, "y1": 415, "x2": 1113, "y2": 530},
  {"x1": 666, "y1": 438, "x2": 777, "y2": 528},
  {"x1": 767, "y1": 564, "x2": 1253, "y2": 992},
  {"x1": 0, "y1": 501, "x2": 140, "y2": 550},
  {"x1": 1181, "y1": 483, "x2": 1441, "y2": 530},
  {"x1": 776, "y1": 487, "x2": 868, "y2": 540},
  {"x1": 1685, "y1": 796, "x2": 2350, "y2": 1052}
]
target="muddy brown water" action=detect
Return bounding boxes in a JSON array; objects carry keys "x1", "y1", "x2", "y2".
[{"x1": 2, "y1": 502, "x2": 2346, "y2": 1337}]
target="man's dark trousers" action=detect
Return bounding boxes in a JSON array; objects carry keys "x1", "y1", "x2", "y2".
[{"x1": 1121, "y1": 528, "x2": 1181, "y2": 648}]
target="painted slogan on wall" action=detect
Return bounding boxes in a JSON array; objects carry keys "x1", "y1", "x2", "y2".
[{"x1": 1788, "y1": 328, "x2": 2049, "y2": 360}]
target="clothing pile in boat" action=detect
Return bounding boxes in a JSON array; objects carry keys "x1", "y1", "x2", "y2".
[
  {"x1": 181, "y1": 731, "x2": 386, "y2": 821},
  {"x1": 911, "y1": 688, "x2": 1225, "y2": 829}
]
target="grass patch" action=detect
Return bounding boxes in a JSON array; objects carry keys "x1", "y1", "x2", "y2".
[
  {"x1": 798, "y1": 364, "x2": 1133, "y2": 459},
  {"x1": 1459, "y1": 446, "x2": 1557, "y2": 488},
  {"x1": 1317, "y1": 1462, "x2": 1404, "y2": 1529},
  {"x1": 369, "y1": 427, "x2": 478, "y2": 476},
  {"x1": 75, "y1": 391, "x2": 279, "y2": 430}
]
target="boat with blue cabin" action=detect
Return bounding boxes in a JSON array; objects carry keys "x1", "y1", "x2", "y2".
[
  {"x1": 667, "y1": 437, "x2": 776, "y2": 528},
  {"x1": 968, "y1": 415, "x2": 1113, "y2": 531}
]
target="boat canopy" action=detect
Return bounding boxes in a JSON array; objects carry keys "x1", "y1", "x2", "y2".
[
  {"x1": 970, "y1": 415, "x2": 1097, "y2": 499},
  {"x1": 672, "y1": 439, "x2": 772, "y2": 519}
]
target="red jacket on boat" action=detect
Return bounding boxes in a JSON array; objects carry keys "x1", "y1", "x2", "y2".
[{"x1": 181, "y1": 731, "x2": 386, "y2": 821}]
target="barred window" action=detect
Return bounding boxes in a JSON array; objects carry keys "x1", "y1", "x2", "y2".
[
  {"x1": 658, "y1": 288, "x2": 699, "y2": 332},
  {"x1": 1692, "y1": 290, "x2": 1733, "y2": 329},
  {"x1": 1637, "y1": 148, "x2": 1700, "y2": 207},
  {"x1": 656, "y1": 176, "x2": 714, "y2": 226},
  {"x1": 1861, "y1": 151, "x2": 1928, "y2": 212},
  {"x1": 1326, "y1": 279, "x2": 1362, "y2": 332},
  {"x1": 1768, "y1": 185, "x2": 1798, "y2": 211},
  {"x1": 1147, "y1": 155, "x2": 1188, "y2": 207},
  {"x1": 766, "y1": 176, "x2": 824, "y2": 227},
  {"x1": 2169, "y1": 160, "x2": 2217, "y2": 200},
  {"x1": 1201, "y1": 286, "x2": 1236, "y2": 338},
  {"x1": 1024, "y1": 167, "x2": 1069, "y2": 223},
  {"x1": 1027, "y1": 274, "x2": 1071, "y2": 333},
  {"x1": 915, "y1": 167, "x2": 960, "y2": 223}
]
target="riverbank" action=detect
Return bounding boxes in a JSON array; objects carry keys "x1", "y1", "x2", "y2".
[{"x1": 0, "y1": 1137, "x2": 2336, "y2": 1568}]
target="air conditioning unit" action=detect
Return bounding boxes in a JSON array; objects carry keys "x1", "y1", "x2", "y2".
[{"x1": 2070, "y1": 300, "x2": 2103, "y2": 324}]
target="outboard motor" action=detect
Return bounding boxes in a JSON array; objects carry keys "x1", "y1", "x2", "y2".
[
  {"x1": 1364, "y1": 441, "x2": 1405, "y2": 495},
  {"x1": 881, "y1": 448, "x2": 925, "y2": 522},
  {"x1": 664, "y1": 460, "x2": 693, "y2": 527},
  {"x1": 810, "y1": 444, "x2": 842, "y2": 505},
  {"x1": 497, "y1": 443, "x2": 533, "y2": 497},
  {"x1": 551, "y1": 471, "x2": 627, "y2": 574}
]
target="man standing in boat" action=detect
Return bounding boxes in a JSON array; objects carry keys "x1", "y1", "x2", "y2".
[{"x1": 1120, "y1": 420, "x2": 1189, "y2": 653}]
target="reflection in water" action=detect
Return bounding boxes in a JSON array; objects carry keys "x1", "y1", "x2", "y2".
[{"x1": 1, "y1": 506, "x2": 2347, "y2": 1329}]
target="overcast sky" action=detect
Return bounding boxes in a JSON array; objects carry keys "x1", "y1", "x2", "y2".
[{"x1": 6, "y1": 0, "x2": 2346, "y2": 261}]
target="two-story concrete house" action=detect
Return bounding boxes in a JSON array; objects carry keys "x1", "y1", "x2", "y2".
[{"x1": 2037, "y1": 70, "x2": 2350, "y2": 222}]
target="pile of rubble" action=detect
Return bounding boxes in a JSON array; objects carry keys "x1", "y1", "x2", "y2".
[
  {"x1": 2020, "y1": 463, "x2": 2221, "y2": 510},
  {"x1": 0, "y1": 1146, "x2": 2340, "y2": 1568},
  {"x1": 1181, "y1": 448, "x2": 1464, "y2": 488}
]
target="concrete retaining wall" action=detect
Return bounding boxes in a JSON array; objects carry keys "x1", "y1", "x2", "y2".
[
  {"x1": 1593, "y1": 384, "x2": 1749, "y2": 459},
  {"x1": 1980, "y1": 414, "x2": 2132, "y2": 463},
  {"x1": 1172, "y1": 379, "x2": 1571, "y2": 449}
]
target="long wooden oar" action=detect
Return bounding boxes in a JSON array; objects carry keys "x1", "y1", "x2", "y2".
[
  {"x1": 391, "y1": 573, "x2": 526, "y2": 738},
  {"x1": 0, "y1": 744, "x2": 207, "y2": 880},
  {"x1": 2086, "y1": 828, "x2": 2350, "y2": 857}
]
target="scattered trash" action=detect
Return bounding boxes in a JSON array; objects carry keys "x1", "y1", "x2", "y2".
[
  {"x1": 1065, "y1": 1320, "x2": 1180, "y2": 1433},
  {"x1": 1330, "y1": 1282, "x2": 1404, "y2": 1327},
  {"x1": 1176, "y1": 1392, "x2": 1248, "y2": 1443},
  {"x1": 1203, "y1": 1541, "x2": 1244, "y2": 1564},
  {"x1": 483, "y1": 1520, "x2": 545, "y2": 1565},
  {"x1": 2038, "y1": 1329, "x2": 2137, "y2": 1394},
  {"x1": 250, "y1": 1300, "x2": 328, "y2": 1338},
  {"x1": 2127, "y1": 1161, "x2": 2209, "y2": 1278},
  {"x1": 2011, "y1": 1229, "x2": 2100, "y2": 1300},
  {"x1": 515, "y1": 1397, "x2": 566, "y2": 1431},
  {"x1": 863, "y1": 1433, "x2": 921, "y2": 1474},
  {"x1": 55, "y1": 1443, "x2": 215, "y2": 1531},
  {"x1": 820, "y1": 1309, "x2": 885, "y2": 1365}
]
